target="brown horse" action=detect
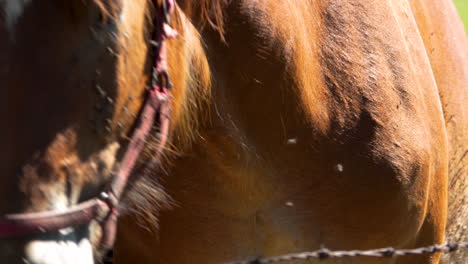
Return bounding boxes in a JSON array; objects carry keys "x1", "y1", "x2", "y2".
[
  {"x1": 114, "y1": 1, "x2": 468, "y2": 264},
  {"x1": 0, "y1": 0, "x2": 466, "y2": 264}
]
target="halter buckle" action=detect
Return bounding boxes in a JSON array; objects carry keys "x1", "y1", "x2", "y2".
[{"x1": 98, "y1": 191, "x2": 119, "y2": 222}]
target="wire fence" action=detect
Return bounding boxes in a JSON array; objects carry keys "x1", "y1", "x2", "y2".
[
  {"x1": 223, "y1": 242, "x2": 468, "y2": 264},
  {"x1": 103, "y1": 241, "x2": 468, "y2": 263}
]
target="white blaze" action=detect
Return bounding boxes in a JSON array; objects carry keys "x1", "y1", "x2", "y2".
[
  {"x1": 98, "y1": 142, "x2": 121, "y2": 173},
  {"x1": 25, "y1": 238, "x2": 94, "y2": 264}
]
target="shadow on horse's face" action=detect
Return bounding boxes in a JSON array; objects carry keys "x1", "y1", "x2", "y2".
[{"x1": 0, "y1": 1, "x2": 131, "y2": 263}]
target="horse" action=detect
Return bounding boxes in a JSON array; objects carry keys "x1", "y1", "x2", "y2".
[{"x1": 0, "y1": 0, "x2": 466, "y2": 264}]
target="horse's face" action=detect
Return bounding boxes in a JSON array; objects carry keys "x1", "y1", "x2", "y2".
[{"x1": 0, "y1": 0, "x2": 148, "y2": 262}]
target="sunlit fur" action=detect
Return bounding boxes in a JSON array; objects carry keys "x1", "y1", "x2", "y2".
[
  {"x1": 1, "y1": 0, "x2": 465, "y2": 263},
  {"x1": 114, "y1": 1, "x2": 467, "y2": 264}
]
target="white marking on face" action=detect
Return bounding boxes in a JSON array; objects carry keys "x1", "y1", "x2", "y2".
[
  {"x1": 25, "y1": 238, "x2": 93, "y2": 264},
  {"x1": 48, "y1": 190, "x2": 69, "y2": 210},
  {"x1": 45, "y1": 192, "x2": 78, "y2": 236},
  {"x1": 98, "y1": 142, "x2": 121, "y2": 174},
  {"x1": 1, "y1": 0, "x2": 33, "y2": 31}
]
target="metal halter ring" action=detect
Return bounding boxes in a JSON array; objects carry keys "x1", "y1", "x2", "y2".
[{"x1": 152, "y1": 69, "x2": 172, "y2": 90}]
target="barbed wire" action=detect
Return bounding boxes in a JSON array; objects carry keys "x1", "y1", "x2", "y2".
[{"x1": 224, "y1": 242, "x2": 468, "y2": 264}]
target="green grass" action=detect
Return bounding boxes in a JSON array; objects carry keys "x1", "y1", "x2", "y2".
[{"x1": 454, "y1": 0, "x2": 468, "y2": 33}]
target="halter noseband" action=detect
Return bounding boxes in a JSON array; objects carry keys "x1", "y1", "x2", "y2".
[{"x1": 0, "y1": 0, "x2": 175, "y2": 249}]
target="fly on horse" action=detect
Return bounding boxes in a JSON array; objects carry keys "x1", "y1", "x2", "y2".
[{"x1": 0, "y1": 0, "x2": 466, "y2": 264}]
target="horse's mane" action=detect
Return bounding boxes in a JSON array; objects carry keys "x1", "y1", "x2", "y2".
[
  {"x1": 118, "y1": 0, "x2": 216, "y2": 229},
  {"x1": 178, "y1": 0, "x2": 230, "y2": 38},
  {"x1": 93, "y1": 0, "x2": 229, "y2": 34},
  {"x1": 90, "y1": 0, "x2": 227, "y2": 230}
]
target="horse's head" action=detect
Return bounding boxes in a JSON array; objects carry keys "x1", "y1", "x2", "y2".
[{"x1": 0, "y1": 0, "x2": 209, "y2": 262}]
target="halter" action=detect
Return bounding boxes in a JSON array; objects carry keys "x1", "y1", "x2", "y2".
[{"x1": 0, "y1": 0, "x2": 175, "y2": 249}]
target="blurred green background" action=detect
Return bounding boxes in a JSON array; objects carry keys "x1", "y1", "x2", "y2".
[{"x1": 454, "y1": 0, "x2": 468, "y2": 33}]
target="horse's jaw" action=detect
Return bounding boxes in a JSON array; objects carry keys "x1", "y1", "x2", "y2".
[{"x1": 24, "y1": 237, "x2": 94, "y2": 264}]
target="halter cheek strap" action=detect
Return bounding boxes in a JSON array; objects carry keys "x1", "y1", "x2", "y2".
[{"x1": 0, "y1": 0, "x2": 176, "y2": 250}]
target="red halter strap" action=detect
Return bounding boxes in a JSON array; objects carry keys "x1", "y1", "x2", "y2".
[{"x1": 0, "y1": 0, "x2": 175, "y2": 250}]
